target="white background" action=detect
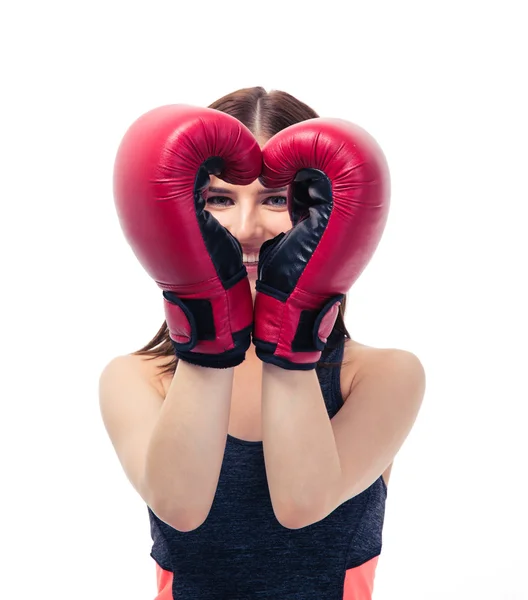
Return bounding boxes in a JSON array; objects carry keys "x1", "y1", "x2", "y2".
[{"x1": 1, "y1": 1, "x2": 527, "y2": 598}]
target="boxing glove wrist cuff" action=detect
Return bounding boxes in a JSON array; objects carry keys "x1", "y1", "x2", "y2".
[
  {"x1": 253, "y1": 285, "x2": 344, "y2": 370},
  {"x1": 170, "y1": 337, "x2": 250, "y2": 369}
]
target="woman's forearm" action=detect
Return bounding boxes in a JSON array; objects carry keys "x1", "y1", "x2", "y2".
[
  {"x1": 261, "y1": 363, "x2": 341, "y2": 528},
  {"x1": 144, "y1": 360, "x2": 234, "y2": 531}
]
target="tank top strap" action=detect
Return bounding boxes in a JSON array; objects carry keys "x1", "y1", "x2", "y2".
[{"x1": 315, "y1": 329, "x2": 346, "y2": 420}]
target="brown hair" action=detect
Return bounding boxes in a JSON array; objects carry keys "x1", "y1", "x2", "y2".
[{"x1": 133, "y1": 86, "x2": 351, "y2": 376}]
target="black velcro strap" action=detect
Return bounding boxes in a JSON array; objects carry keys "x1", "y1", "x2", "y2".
[
  {"x1": 291, "y1": 309, "x2": 318, "y2": 353},
  {"x1": 163, "y1": 292, "x2": 216, "y2": 346},
  {"x1": 291, "y1": 294, "x2": 344, "y2": 353}
]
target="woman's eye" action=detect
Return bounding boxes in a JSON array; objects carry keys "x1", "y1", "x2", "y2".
[
  {"x1": 206, "y1": 196, "x2": 233, "y2": 207},
  {"x1": 205, "y1": 195, "x2": 287, "y2": 208},
  {"x1": 265, "y1": 196, "x2": 287, "y2": 207}
]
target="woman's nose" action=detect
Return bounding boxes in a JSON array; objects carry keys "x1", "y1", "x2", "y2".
[{"x1": 228, "y1": 207, "x2": 263, "y2": 242}]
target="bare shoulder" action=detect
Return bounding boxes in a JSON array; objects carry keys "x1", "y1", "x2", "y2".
[
  {"x1": 341, "y1": 338, "x2": 424, "y2": 403},
  {"x1": 99, "y1": 352, "x2": 169, "y2": 397}
]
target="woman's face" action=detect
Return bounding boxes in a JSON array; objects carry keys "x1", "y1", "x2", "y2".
[{"x1": 204, "y1": 173, "x2": 293, "y2": 298}]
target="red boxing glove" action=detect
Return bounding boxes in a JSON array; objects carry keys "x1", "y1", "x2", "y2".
[
  {"x1": 253, "y1": 118, "x2": 391, "y2": 370},
  {"x1": 113, "y1": 105, "x2": 261, "y2": 368}
]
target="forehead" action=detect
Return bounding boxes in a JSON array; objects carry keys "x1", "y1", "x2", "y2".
[
  {"x1": 209, "y1": 174, "x2": 260, "y2": 187},
  {"x1": 208, "y1": 175, "x2": 278, "y2": 193}
]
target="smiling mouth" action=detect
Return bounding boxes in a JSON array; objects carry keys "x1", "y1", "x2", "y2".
[{"x1": 243, "y1": 255, "x2": 259, "y2": 265}]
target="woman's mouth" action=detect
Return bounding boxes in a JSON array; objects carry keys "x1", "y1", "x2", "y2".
[{"x1": 242, "y1": 253, "x2": 259, "y2": 264}]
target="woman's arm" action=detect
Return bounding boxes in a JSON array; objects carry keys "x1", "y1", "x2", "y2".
[
  {"x1": 99, "y1": 355, "x2": 234, "y2": 533},
  {"x1": 145, "y1": 361, "x2": 234, "y2": 531},
  {"x1": 261, "y1": 364, "x2": 341, "y2": 528}
]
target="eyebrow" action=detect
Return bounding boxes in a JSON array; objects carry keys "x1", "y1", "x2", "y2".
[{"x1": 208, "y1": 186, "x2": 288, "y2": 195}]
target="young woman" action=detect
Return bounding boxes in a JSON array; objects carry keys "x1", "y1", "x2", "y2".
[{"x1": 101, "y1": 86, "x2": 426, "y2": 599}]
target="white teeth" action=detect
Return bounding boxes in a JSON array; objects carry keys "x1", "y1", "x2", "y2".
[{"x1": 243, "y1": 253, "x2": 259, "y2": 263}]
